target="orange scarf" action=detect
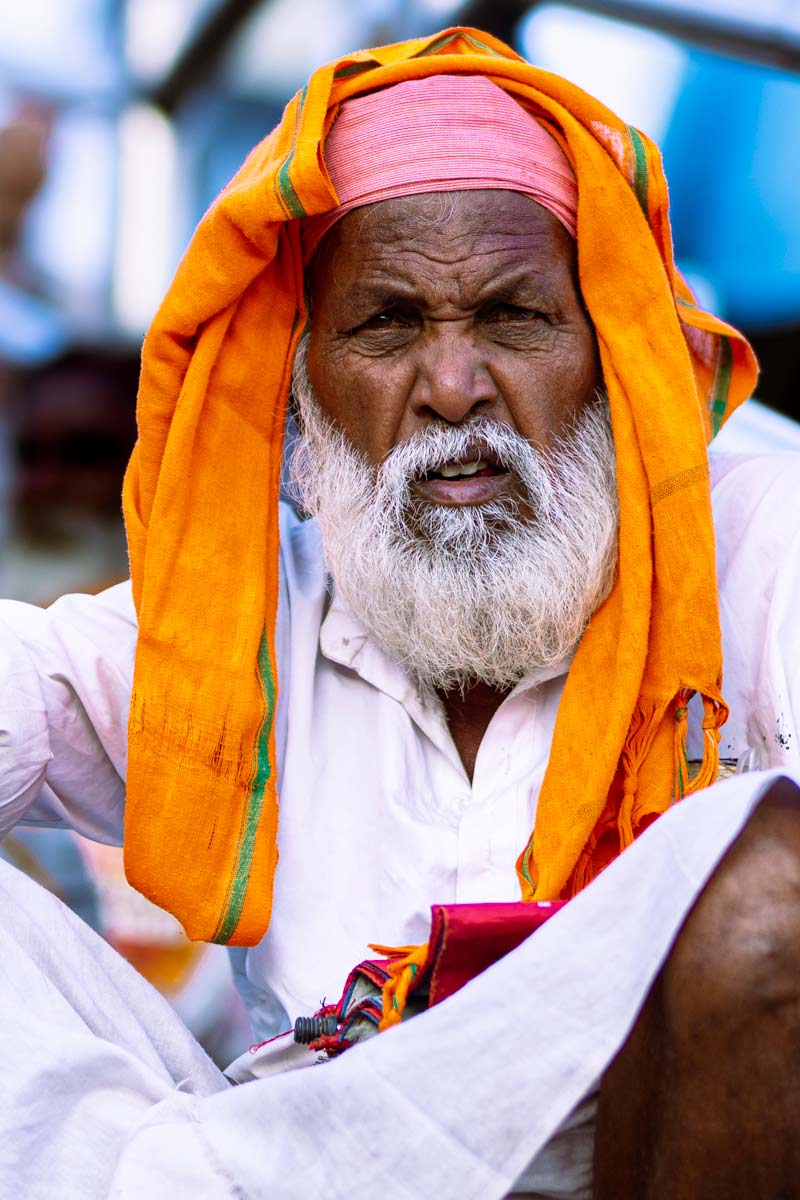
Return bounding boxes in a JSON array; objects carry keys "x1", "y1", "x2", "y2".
[{"x1": 122, "y1": 27, "x2": 757, "y2": 945}]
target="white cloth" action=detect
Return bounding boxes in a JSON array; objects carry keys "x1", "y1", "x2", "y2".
[
  {"x1": 1, "y1": 451, "x2": 800, "y2": 1036},
  {"x1": 712, "y1": 398, "x2": 800, "y2": 456},
  {"x1": 0, "y1": 769, "x2": 795, "y2": 1199}
]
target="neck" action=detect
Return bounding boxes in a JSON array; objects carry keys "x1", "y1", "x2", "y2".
[{"x1": 439, "y1": 680, "x2": 512, "y2": 781}]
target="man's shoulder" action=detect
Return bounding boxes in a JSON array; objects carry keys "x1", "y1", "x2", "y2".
[
  {"x1": 710, "y1": 449, "x2": 800, "y2": 541},
  {"x1": 0, "y1": 578, "x2": 137, "y2": 646},
  {"x1": 707, "y1": 449, "x2": 800, "y2": 770},
  {"x1": 710, "y1": 449, "x2": 800, "y2": 591},
  {"x1": 710, "y1": 447, "x2": 800, "y2": 491},
  {"x1": 60, "y1": 578, "x2": 136, "y2": 623}
]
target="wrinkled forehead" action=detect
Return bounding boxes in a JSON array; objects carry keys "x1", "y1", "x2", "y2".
[{"x1": 304, "y1": 188, "x2": 582, "y2": 318}]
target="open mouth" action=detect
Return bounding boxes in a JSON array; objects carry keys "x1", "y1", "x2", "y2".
[{"x1": 419, "y1": 448, "x2": 505, "y2": 483}]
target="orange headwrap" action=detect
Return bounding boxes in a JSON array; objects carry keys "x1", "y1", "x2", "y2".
[{"x1": 123, "y1": 27, "x2": 757, "y2": 945}]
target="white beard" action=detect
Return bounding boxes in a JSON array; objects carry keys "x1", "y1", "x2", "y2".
[{"x1": 289, "y1": 335, "x2": 619, "y2": 695}]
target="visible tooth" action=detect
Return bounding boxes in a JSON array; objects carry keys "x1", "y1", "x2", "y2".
[{"x1": 438, "y1": 459, "x2": 485, "y2": 479}]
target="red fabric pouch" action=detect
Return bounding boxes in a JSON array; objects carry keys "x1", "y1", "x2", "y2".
[{"x1": 300, "y1": 900, "x2": 565, "y2": 1054}]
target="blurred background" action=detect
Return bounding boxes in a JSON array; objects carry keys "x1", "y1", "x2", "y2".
[{"x1": 0, "y1": 0, "x2": 798, "y2": 1060}]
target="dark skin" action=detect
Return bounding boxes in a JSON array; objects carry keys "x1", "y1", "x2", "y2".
[
  {"x1": 594, "y1": 778, "x2": 800, "y2": 1199},
  {"x1": 307, "y1": 190, "x2": 800, "y2": 1197},
  {"x1": 306, "y1": 190, "x2": 599, "y2": 778}
]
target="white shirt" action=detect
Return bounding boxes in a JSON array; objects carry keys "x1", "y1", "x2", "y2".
[{"x1": 1, "y1": 450, "x2": 799, "y2": 1034}]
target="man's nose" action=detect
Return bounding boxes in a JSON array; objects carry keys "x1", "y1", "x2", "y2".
[{"x1": 409, "y1": 324, "x2": 498, "y2": 424}]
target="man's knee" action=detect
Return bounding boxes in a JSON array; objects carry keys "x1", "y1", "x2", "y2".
[
  {"x1": 596, "y1": 781, "x2": 800, "y2": 1197},
  {"x1": 663, "y1": 781, "x2": 800, "y2": 1048}
]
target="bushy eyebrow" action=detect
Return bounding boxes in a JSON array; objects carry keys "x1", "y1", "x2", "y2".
[{"x1": 340, "y1": 269, "x2": 560, "y2": 316}]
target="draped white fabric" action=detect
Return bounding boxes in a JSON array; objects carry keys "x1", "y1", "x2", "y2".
[{"x1": 0, "y1": 771, "x2": 795, "y2": 1198}]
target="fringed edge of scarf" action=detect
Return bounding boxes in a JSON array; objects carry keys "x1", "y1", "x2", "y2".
[
  {"x1": 673, "y1": 686, "x2": 727, "y2": 797},
  {"x1": 368, "y1": 941, "x2": 430, "y2": 1031},
  {"x1": 568, "y1": 686, "x2": 728, "y2": 897}
]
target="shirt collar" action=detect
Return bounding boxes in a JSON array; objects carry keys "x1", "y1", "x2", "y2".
[{"x1": 319, "y1": 584, "x2": 574, "y2": 707}]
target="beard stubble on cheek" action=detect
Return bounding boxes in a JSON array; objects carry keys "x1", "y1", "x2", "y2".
[{"x1": 289, "y1": 333, "x2": 620, "y2": 694}]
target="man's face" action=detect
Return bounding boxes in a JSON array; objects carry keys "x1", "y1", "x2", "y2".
[
  {"x1": 292, "y1": 190, "x2": 618, "y2": 695},
  {"x1": 305, "y1": 188, "x2": 599, "y2": 506}
]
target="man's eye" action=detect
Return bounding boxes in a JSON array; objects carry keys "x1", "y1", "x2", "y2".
[
  {"x1": 485, "y1": 303, "x2": 544, "y2": 323},
  {"x1": 355, "y1": 309, "x2": 414, "y2": 333}
]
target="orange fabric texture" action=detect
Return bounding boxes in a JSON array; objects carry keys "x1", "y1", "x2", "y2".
[{"x1": 122, "y1": 27, "x2": 757, "y2": 945}]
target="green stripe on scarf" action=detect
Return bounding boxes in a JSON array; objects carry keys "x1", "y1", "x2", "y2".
[
  {"x1": 675, "y1": 298, "x2": 733, "y2": 436},
  {"x1": 275, "y1": 86, "x2": 308, "y2": 220},
  {"x1": 414, "y1": 31, "x2": 503, "y2": 59},
  {"x1": 519, "y1": 834, "x2": 536, "y2": 891},
  {"x1": 710, "y1": 337, "x2": 733, "y2": 436},
  {"x1": 334, "y1": 60, "x2": 380, "y2": 79},
  {"x1": 462, "y1": 32, "x2": 504, "y2": 56},
  {"x1": 212, "y1": 632, "x2": 276, "y2": 944},
  {"x1": 627, "y1": 126, "x2": 649, "y2": 217}
]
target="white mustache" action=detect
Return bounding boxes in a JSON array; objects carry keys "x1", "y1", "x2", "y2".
[{"x1": 382, "y1": 419, "x2": 527, "y2": 483}]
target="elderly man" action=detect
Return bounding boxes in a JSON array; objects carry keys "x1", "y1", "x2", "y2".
[{"x1": 1, "y1": 26, "x2": 800, "y2": 1200}]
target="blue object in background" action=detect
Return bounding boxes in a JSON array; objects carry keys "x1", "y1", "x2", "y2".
[
  {"x1": 0, "y1": 280, "x2": 66, "y2": 366},
  {"x1": 662, "y1": 51, "x2": 800, "y2": 332}
]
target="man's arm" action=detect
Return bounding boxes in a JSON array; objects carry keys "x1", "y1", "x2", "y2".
[
  {"x1": 0, "y1": 582, "x2": 135, "y2": 845},
  {"x1": 0, "y1": 501, "x2": 302, "y2": 850}
]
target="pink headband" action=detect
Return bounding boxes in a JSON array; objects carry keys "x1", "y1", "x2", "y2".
[{"x1": 302, "y1": 74, "x2": 578, "y2": 261}]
